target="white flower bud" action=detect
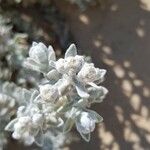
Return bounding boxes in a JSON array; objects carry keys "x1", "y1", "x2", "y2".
[
  {"x1": 76, "y1": 112, "x2": 96, "y2": 134},
  {"x1": 77, "y1": 63, "x2": 99, "y2": 83},
  {"x1": 64, "y1": 55, "x2": 84, "y2": 73},
  {"x1": 40, "y1": 84, "x2": 59, "y2": 102},
  {"x1": 55, "y1": 55, "x2": 84, "y2": 75}
]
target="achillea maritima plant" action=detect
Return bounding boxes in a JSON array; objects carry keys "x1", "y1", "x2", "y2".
[{"x1": 5, "y1": 42, "x2": 108, "y2": 148}]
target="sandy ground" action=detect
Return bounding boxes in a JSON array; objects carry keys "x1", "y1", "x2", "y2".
[{"x1": 56, "y1": 0, "x2": 150, "y2": 149}]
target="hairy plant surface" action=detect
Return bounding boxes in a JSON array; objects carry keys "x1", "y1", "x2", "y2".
[{"x1": 4, "y1": 42, "x2": 108, "y2": 149}]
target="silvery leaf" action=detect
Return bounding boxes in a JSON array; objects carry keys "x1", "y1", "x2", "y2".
[
  {"x1": 57, "y1": 101, "x2": 74, "y2": 113},
  {"x1": 49, "y1": 60, "x2": 56, "y2": 68},
  {"x1": 65, "y1": 44, "x2": 77, "y2": 58},
  {"x1": 29, "y1": 42, "x2": 48, "y2": 64},
  {"x1": 88, "y1": 85, "x2": 108, "y2": 102},
  {"x1": 73, "y1": 77, "x2": 89, "y2": 98},
  {"x1": 63, "y1": 118, "x2": 74, "y2": 133},
  {"x1": 79, "y1": 132, "x2": 90, "y2": 142},
  {"x1": 46, "y1": 69, "x2": 60, "y2": 83},
  {"x1": 95, "y1": 69, "x2": 106, "y2": 83},
  {"x1": 30, "y1": 90, "x2": 39, "y2": 103},
  {"x1": 56, "y1": 79, "x2": 70, "y2": 95},
  {"x1": 57, "y1": 118, "x2": 64, "y2": 127},
  {"x1": 34, "y1": 129, "x2": 44, "y2": 147},
  {"x1": 48, "y1": 46, "x2": 56, "y2": 61},
  {"x1": 24, "y1": 58, "x2": 46, "y2": 73},
  {"x1": 88, "y1": 110, "x2": 103, "y2": 123},
  {"x1": 73, "y1": 99, "x2": 88, "y2": 107},
  {"x1": 5, "y1": 118, "x2": 18, "y2": 131},
  {"x1": 75, "y1": 84, "x2": 89, "y2": 98}
]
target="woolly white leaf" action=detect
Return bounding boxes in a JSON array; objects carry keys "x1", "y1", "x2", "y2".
[
  {"x1": 24, "y1": 58, "x2": 46, "y2": 73},
  {"x1": 48, "y1": 46, "x2": 56, "y2": 61},
  {"x1": 65, "y1": 44, "x2": 77, "y2": 58},
  {"x1": 46, "y1": 69, "x2": 60, "y2": 82},
  {"x1": 79, "y1": 132, "x2": 90, "y2": 142},
  {"x1": 5, "y1": 118, "x2": 18, "y2": 131},
  {"x1": 89, "y1": 110, "x2": 103, "y2": 123},
  {"x1": 76, "y1": 85, "x2": 89, "y2": 98}
]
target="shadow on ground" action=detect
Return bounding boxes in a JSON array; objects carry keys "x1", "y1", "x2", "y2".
[{"x1": 56, "y1": 0, "x2": 150, "y2": 149}]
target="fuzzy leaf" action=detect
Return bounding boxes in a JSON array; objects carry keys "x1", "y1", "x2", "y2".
[
  {"x1": 5, "y1": 118, "x2": 18, "y2": 131},
  {"x1": 35, "y1": 129, "x2": 44, "y2": 147},
  {"x1": 24, "y1": 58, "x2": 46, "y2": 73},
  {"x1": 65, "y1": 44, "x2": 77, "y2": 58},
  {"x1": 49, "y1": 60, "x2": 56, "y2": 68},
  {"x1": 63, "y1": 118, "x2": 74, "y2": 133},
  {"x1": 46, "y1": 69, "x2": 60, "y2": 83},
  {"x1": 73, "y1": 99, "x2": 88, "y2": 107},
  {"x1": 88, "y1": 85, "x2": 108, "y2": 103},
  {"x1": 79, "y1": 132, "x2": 90, "y2": 142},
  {"x1": 76, "y1": 86, "x2": 89, "y2": 98},
  {"x1": 89, "y1": 110, "x2": 103, "y2": 123},
  {"x1": 48, "y1": 46, "x2": 56, "y2": 61},
  {"x1": 30, "y1": 90, "x2": 39, "y2": 103}
]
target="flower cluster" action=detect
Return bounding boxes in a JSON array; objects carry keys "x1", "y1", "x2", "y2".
[{"x1": 5, "y1": 42, "x2": 108, "y2": 145}]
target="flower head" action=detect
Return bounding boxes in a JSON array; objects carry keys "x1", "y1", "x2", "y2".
[
  {"x1": 77, "y1": 63, "x2": 106, "y2": 83},
  {"x1": 39, "y1": 84, "x2": 59, "y2": 103}
]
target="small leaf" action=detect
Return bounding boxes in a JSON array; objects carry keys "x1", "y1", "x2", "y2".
[
  {"x1": 30, "y1": 90, "x2": 39, "y2": 103},
  {"x1": 75, "y1": 84, "x2": 89, "y2": 98},
  {"x1": 65, "y1": 44, "x2": 77, "y2": 58},
  {"x1": 57, "y1": 118, "x2": 64, "y2": 127},
  {"x1": 24, "y1": 58, "x2": 46, "y2": 73},
  {"x1": 34, "y1": 129, "x2": 44, "y2": 147},
  {"x1": 79, "y1": 132, "x2": 90, "y2": 142},
  {"x1": 5, "y1": 118, "x2": 18, "y2": 131},
  {"x1": 46, "y1": 69, "x2": 60, "y2": 82},
  {"x1": 63, "y1": 118, "x2": 74, "y2": 133},
  {"x1": 49, "y1": 60, "x2": 56, "y2": 68},
  {"x1": 57, "y1": 101, "x2": 74, "y2": 113},
  {"x1": 48, "y1": 46, "x2": 56, "y2": 61},
  {"x1": 89, "y1": 110, "x2": 103, "y2": 123},
  {"x1": 73, "y1": 99, "x2": 88, "y2": 107},
  {"x1": 96, "y1": 69, "x2": 106, "y2": 83}
]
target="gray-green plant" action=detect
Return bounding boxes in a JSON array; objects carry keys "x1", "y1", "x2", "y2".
[
  {"x1": 4, "y1": 42, "x2": 108, "y2": 149},
  {"x1": 0, "y1": 81, "x2": 30, "y2": 150}
]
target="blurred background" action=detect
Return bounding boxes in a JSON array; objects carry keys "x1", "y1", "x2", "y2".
[{"x1": 0, "y1": 0, "x2": 150, "y2": 150}]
